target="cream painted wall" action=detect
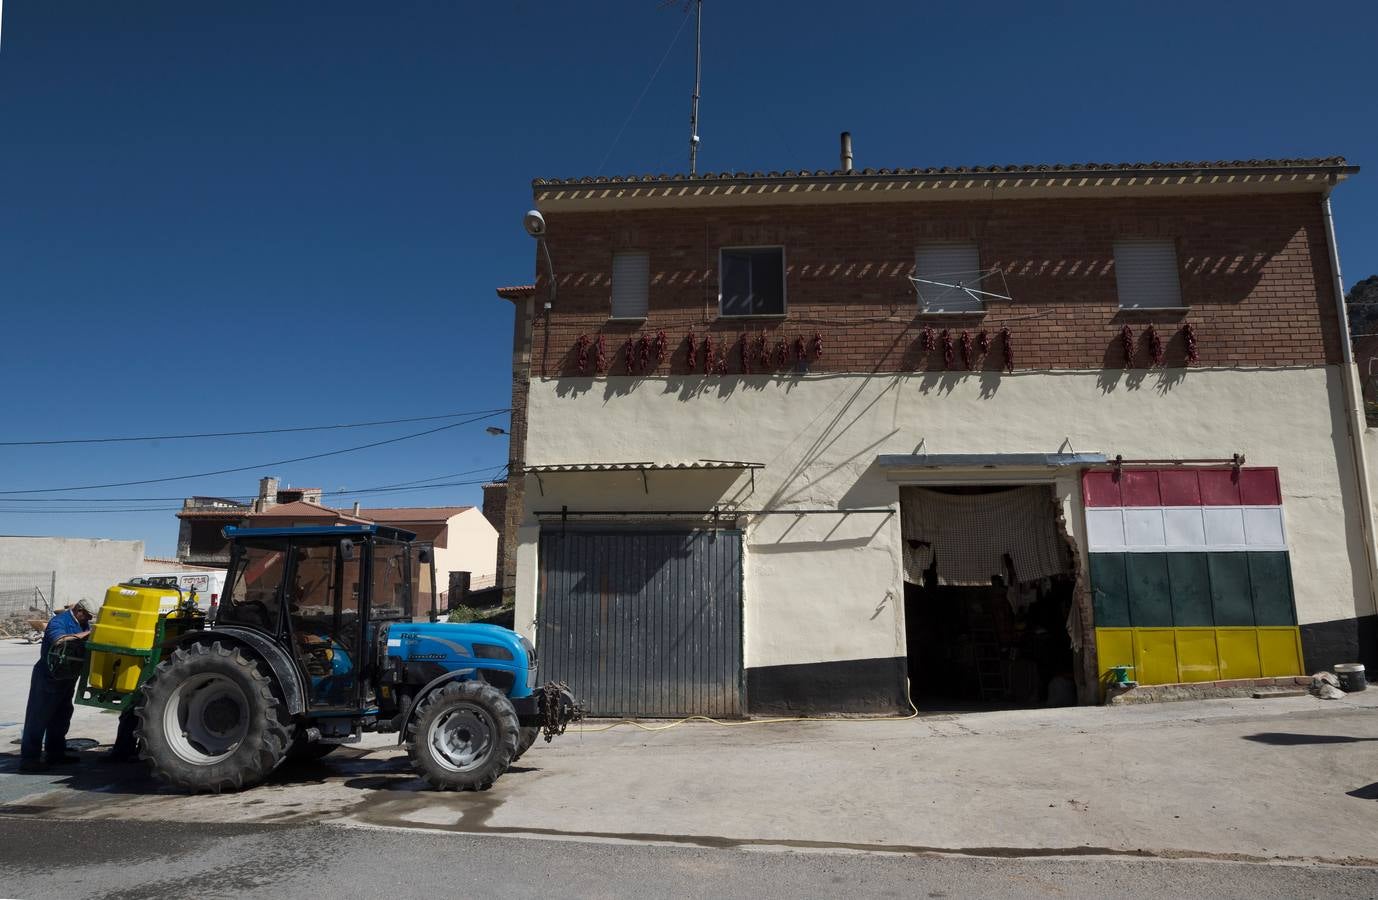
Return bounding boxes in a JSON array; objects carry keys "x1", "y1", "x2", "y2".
[
  {"x1": 432, "y1": 508, "x2": 498, "y2": 587},
  {"x1": 516, "y1": 366, "x2": 1374, "y2": 670}
]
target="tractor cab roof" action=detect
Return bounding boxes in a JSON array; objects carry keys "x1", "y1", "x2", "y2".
[{"x1": 223, "y1": 524, "x2": 418, "y2": 543}]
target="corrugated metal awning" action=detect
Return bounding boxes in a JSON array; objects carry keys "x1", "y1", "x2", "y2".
[
  {"x1": 522, "y1": 460, "x2": 763, "y2": 473},
  {"x1": 522, "y1": 460, "x2": 763, "y2": 496}
]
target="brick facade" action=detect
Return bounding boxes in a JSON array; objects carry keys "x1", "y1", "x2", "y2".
[{"x1": 530, "y1": 194, "x2": 1342, "y2": 377}]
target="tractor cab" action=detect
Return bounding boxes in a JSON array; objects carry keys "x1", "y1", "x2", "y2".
[{"x1": 215, "y1": 525, "x2": 435, "y2": 715}]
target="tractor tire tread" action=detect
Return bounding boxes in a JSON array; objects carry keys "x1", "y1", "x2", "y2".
[
  {"x1": 134, "y1": 640, "x2": 290, "y2": 794},
  {"x1": 405, "y1": 680, "x2": 519, "y2": 792}
]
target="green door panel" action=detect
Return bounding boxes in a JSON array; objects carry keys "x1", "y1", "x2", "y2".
[
  {"x1": 1089, "y1": 553, "x2": 1131, "y2": 628},
  {"x1": 1248, "y1": 552, "x2": 1297, "y2": 626},
  {"x1": 1125, "y1": 553, "x2": 1172, "y2": 628},
  {"x1": 1208, "y1": 552, "x2": 1255, "y2": 626},
  {"x1": 1166, "y1": 553, "x2": 1214, "y2": 627}
]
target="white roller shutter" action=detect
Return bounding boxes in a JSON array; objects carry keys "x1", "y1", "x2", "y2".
[
  {"x1": 915, "y1": 243, "x2": 982, "y2": 312},
  {"x1": 1114, "y1": 239, "x2": 1182, "y2": 308},
  {"x1": 611, "y1": 251, "x2": 649, "y2": 318}
]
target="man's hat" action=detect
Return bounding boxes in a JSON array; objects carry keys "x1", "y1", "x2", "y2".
[{"x1": 71, "y1": 599, "x2": 93, "y2": 615}]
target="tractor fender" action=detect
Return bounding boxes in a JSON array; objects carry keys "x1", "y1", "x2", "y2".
[
  {"x1": 396, "y1": 667, "x2": 479, "y2": 745},
  {"x1": 170, "y1": 626, "x2": 307, "y2": 716}
]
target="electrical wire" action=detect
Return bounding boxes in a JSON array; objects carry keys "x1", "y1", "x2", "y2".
[
  {"x1": 0, "y1": 412, "x2": 505, "y2": 495},
  {"x1": 0, "y1": 464, "x2": 509, "y2": 503},
  {"x1": 0, "y1": 408, "x2": 510, "y2": 447},
  {"x1": 594, "y1": 5, "x2": 692, "y2": 175}
]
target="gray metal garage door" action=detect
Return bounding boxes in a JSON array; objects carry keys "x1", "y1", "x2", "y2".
[{"x1": 536, "y1": 528, "x2": 743, "y2": 718}]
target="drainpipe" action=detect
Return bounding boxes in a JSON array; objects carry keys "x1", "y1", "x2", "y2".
[{"x1": 1321, "y1": 186, "x2": 1378, "y2": 618}]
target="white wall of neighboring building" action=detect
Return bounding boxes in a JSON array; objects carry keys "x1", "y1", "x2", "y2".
[
  {"x1": 434, "y1": 508, "x2": 499, "y2": 588},
  {"x1": 0, "y1": 536, "x2": 146, "y2": 610},
  {"x1": 516, "y1": 365, "x2": 1373, "y2": 672}
]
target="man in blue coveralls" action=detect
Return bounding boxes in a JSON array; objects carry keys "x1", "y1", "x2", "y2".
[{"x1": 19, "y1": 600, "x2": 94, "y2": 773}]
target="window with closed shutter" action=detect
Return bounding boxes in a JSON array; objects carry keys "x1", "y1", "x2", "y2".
[
  {"x1": 915, "y1": 242, "x2": 982, "y2": 312},
  {"x1": 1114, "y1": 239, "x2": 1183, "y2": 309},
  {"x1": 611, "y1": 251, "x2": 649, "y2": 319}
]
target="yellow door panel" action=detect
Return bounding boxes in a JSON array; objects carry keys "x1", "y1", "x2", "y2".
[
  {"x1": 1257, "y1": 627, "x2": 1303, "y2": 677},
  {"x1": 1096, "y1": 628, "x2": 1137, "y2": 684},
  {"x1": 1174, "y1": 628, "x2": 1220, "y2": 683},
  {"x1": 1216, "y1": 628, "x2": 1262, "y2": 680},
  {"x1": 1134, "y1": 628, "x2": 1179, "y2": 685}
]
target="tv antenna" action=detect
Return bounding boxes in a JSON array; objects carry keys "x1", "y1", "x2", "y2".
[
  {"x1": 663, "y1": 0, "x2": 703, "y2": 175},
  {"x1": 909, "y1": 269, "x2": 1014, "y2": 311}
]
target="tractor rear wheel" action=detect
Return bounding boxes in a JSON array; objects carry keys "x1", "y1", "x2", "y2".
[
  {"x1": 135, "y1": 641, "x2": 291, "y2": 793},
  {"x1": 407, "y1": 680, "x2": 519, "y2": 791},
  {"x1": 513, "y1": 726, "x2": 540, "y2": 762}
]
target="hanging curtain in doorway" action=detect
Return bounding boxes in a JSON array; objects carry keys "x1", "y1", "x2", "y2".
[{"x1": 901, "y1": 486, "x2": 1067, "y2": 586}]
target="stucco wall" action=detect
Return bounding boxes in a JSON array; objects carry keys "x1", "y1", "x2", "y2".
[
  {"x1": 432, "y1": 508, "x2": 499, "y2": 589},
  {"x1": 516, "y1": 365, "x2": 1373, "y2": 672},
  {"x1": 0, "y1": 536, "x2": 145, "y2": 610}
]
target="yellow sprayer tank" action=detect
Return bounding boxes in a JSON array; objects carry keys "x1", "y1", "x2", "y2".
[{"x1": 89, "y1": 583, "x2": 181, "y2": 693}]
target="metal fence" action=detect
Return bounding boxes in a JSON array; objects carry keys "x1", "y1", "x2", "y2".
[{"x1": 0, "y1": 570, "x2": 56, "y2": 619}]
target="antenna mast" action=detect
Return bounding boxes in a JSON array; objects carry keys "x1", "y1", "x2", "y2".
[{"x1": 688, "y1": 0, "x2": 702, "y2": 175}]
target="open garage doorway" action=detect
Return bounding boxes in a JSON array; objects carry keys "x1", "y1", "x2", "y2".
[{"x1": 900, "y1": 485, "x2": 1082, "y2": 709}]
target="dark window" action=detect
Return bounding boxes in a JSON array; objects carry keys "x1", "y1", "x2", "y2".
[
  {"x1": 217, "y1": 543, "x2": 287, "y2": 635},
  {"x1": 719, "y1": 247, "x2": 785, "y2": 316}
]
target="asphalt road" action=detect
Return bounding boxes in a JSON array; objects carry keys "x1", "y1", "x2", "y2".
[{"x1": 5, "y1": 817, "x2": 1377, "y2": 900}]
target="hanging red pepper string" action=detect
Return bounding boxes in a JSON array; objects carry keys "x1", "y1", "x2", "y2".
[
  {"x1": 793, "y1": 336, "x2": 806, "y2": 366},
  {"x1": 702, "y1": 335, "x2": 715, "y2": 374},
  {"x1": 774, "y1": 340, "x2": 789, "y2": 368},
  {"x1": 740, "y1": 334, "x2": 752, "y2": 374},
  {"x1": 1146, "y1": 324, "x2": 1164, "y2": 367},
  {"x1": 622, "y1": 337, "x2": 637, "y2": 374},
  {"x1": 976, "y1": 330, "x2": 990, "y2": 355},
  {"x1": 959, "y1": 330, "x2": 974, "y2": 371},
  {"x1": 756, "y1": 331, "x2": 770, "y2": 368},
  {"x1": 595, "y1": 335, "x2": 608, "y2": 374},
  {"x1": 811, "y1": 331, "x2": 823, "y2": 360},
  {"x1": 920, "y1": 325, "x2": 936, "y2": 352},
  {"x1": 686, "y1": 331, "x2": 697, "y2": 370},
  {"x1": 1119, "y1": 324, "x2": 1135, "y2": 367},
  {"x1": 1183, "y1": 323, "x2": 1199, "y2": 365},
  {"x1": 636, "y1": 334, "x2": 651, "y2": 372},
  {"x1": 1001, "y1": 328, "x2": 1014, "y2": 372},
  {"x1": 575, "y1": 334, "x2": 591, "y2": 375},
  {"x1": 941, "y1": 330, "x2": 954, "y2": 369},
  {"x1": 654, "y1": 330, "x2": 669, "y2": 366}
]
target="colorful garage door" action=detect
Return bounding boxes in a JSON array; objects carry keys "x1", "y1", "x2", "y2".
[{"x1": 1084, "y1": 467, "x2": 1303, "y2": 687}]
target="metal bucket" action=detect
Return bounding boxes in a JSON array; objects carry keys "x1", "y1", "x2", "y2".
[{"x1": 1334, "y1": 663, "x2": 1367, "y2": 692}]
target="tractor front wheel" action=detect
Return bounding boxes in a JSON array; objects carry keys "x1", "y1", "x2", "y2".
[
  {"x1": 135, "y1": 641, "x2": 291, "y2": 793},
  {"x1": 407, "y1": 681, "x2": 519, "y2": 791}
]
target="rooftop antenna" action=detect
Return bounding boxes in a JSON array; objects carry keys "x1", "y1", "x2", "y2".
[{"x1": 688, "y1": 0, "x2": 702, "y2": 175}]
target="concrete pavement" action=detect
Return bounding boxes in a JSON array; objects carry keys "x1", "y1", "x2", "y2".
[{"x1": 3, "y1": 636, "x2": 1378, "y2": 870}]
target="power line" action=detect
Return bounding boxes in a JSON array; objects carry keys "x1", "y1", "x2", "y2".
[
  {"x1": 0, "y1": 408, "x2": 510, "y2": 447},
  {"x1": 0, "y1": 412, "x2": 505, "y2": 495},
  {"x1": 0, "y1": 474, "x2": 511, "y2": 514},
  {"x1": 0, "y1": 464, "x2": 509, "y2": 503}
]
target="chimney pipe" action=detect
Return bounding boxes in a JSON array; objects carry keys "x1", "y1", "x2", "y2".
[
  {"x1": 840, "y1": 132, "x2": 853, "y2": 173},
  {"x1": 352, "y1": 501, "x2": 361, "y2": 516}
]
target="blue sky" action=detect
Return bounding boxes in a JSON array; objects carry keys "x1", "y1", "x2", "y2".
[{"x1": 1, "y1": 1, "x2": 1374, "y2": 557}]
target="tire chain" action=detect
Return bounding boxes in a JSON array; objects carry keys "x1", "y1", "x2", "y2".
[{"x1": 539, "y1": 680, "x2": 584, "y2": 743}]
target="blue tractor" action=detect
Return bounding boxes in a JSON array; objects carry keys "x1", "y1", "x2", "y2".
[{"x1": 116, "y1": 524, "x2": 579, "y2": 793}]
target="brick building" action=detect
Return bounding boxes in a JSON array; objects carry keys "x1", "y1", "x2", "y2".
[{"x1": 496, "y1": 155, "x2": 1376, "y2": 716}]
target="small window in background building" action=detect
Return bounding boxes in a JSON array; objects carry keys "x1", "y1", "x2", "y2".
[
  {"x1": 915, "y1": 242, "x2": 983, "y2": 312},
  {"x1": 719, "y1": 247, "x2": 785, "y2": 317},
  {"x1": 611, "y1": 251, "x2": 650, "y2": 319},
  {"x1": 1114, "y1": 239, "x2": 1183, "y2": 309}
]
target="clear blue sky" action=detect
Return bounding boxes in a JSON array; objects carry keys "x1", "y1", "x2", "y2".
[{"x1": 2, "y1": 1, "x2": 1375, "y2": 557}]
